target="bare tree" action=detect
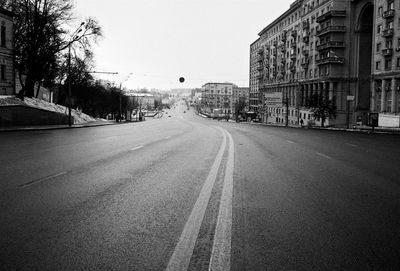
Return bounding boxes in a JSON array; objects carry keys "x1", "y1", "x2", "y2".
[{"x1": 8, "y1": 0, "x2": 101, "y2": 98}]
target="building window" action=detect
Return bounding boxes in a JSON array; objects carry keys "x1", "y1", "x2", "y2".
[
  {"x1": 376, "y1": 61, "x2": 381, "y2": 70},
  {"x1": 385, "y1": 58, "x2": 392, "y2": 70},
  {"x1": 377, "y1": 43, "x2": 381, "y2": 52},
  {"x1": 378, "y1": 6, "x2": 383, "y2": 16},
  {"x1": 377, "y1": 25, "x2": 382, "y2": 34},
  {"x1": 0, "y1": 25, "x2": 5, "y2": 48},
  {"x1": 397, "y1": 58, "x2": 400, "y2": 68},
  {"x1": 1, "y1": 65, "x2": 5, "y2": 80}
]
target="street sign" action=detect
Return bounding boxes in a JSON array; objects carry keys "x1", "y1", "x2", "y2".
[{"x1": 347, "y1": 95, "x2": 354, "y2": 101}]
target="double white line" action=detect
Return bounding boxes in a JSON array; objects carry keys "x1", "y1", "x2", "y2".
[{"x1": 166, "y1": 127, "x2": 235, "y2": 271}]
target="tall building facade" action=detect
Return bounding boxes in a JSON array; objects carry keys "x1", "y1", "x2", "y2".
[
  {"x1": 0, "y1": 7, "x2": 14, "y2": 96},
  {"x1": 251, "y1": 0, "x2": 400, "y2": 128},
  {"x1": 249, "y1": 38, "x2": 261, "y2": 114},
  {"x1": 371, "y1": 0, "x2": 400, "y2": 127}
]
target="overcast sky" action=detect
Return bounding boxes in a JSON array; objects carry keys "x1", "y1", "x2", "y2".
[{"x1": 75, "y1": 0, "x2": 294, "y2": 90}]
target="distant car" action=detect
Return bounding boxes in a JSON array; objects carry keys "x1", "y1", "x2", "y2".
[{"x1": 168, "y1": 115, "x2": 172, "y2": 117}]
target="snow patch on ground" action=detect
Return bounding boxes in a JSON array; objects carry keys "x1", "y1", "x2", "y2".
[{"x1": 0, "y1": 96, "x2": 98, "y2": 124}]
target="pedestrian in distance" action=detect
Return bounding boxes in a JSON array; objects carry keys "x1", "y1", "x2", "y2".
[{"x1": 300, "y1": 119, "x2": 304, "y2": 127}]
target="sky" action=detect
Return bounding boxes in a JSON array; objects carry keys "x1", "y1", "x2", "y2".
[{"x1": 74, "y1": 0, "x2": 294, "y2": 90}]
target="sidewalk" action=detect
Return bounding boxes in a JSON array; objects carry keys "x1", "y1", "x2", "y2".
[
  {"x1": 239, "y1": 121, "x2": 400, "y2": 135},
  {"x1": 0, "y1": 120, "x2": 124, "y2": 132}
]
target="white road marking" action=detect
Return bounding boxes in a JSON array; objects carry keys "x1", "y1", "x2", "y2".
[
  {"x1": 315, "y1": 152, "x2": 331, "y2": 159},
  {"x1": 209, "y1": 128, "x2": 234, "y2": 271},
  {"x1": 130, "y1": 145, "x2": 144, "y2": 151},
  {"x1": 19, "y1": 171, "x2": 68, "y2": 188},
  {"x1": 346, "y1": 143, "x2": 359, "y2": 148},
  {"x1": 286, "y1": 140, "x2": 295, "y2": 144},
  {"x1": 166, "y1": 128, "x2": 227, "y2": 271}
]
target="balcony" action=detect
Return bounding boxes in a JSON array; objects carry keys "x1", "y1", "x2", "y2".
[
  {"x1": 316, "y1": 26, "x2": 346, "y2": 36},
  {"x1": 290, "y1": 52, "x2": 297, "y2": 59},
  {"x1": 382, "y1": 48, "x2": 393, "y2": 57},
  {"x1": 383, "y1": 9, "x2": 395, "y2": 19},
  {"x1": 302, "y1": 49, "x2": 309, "y2": 56},
  {"x1": 316, "y1": 56, "x2": 345, "y2": 65},
  {"x1": 281, "y1": 31, "x2": 287, "y2": 42},
  {"x1": 303, "y1": 21, "x2": 310, "y2": 30},
  {"x1": 289, "y1": 64, "x2": 296, "y2": 73},
  {"x1": 257, "y1": 54, "x2": 264, "y2": 62},
  {"x1": 291, "y1": 30, "x2": 297, "y2": 38},
  {"x1": 316, "y1": 10, "x2": 346, "y2": 23},
  {"x1": 382, "y1": 28, "x2": 394, "y2": 37},
  {"x1": 303, "y1": 35, "x2": 310, "y2": 43},
  {"x1": 301, "y1": 58, "x2": 310, "y2": 68},
  {"x1": 316, "y1": 41, "x2": 345, "y2": 51},
  {"x1": 257, "y1": 65, "x2": 263, "y2": 71}
]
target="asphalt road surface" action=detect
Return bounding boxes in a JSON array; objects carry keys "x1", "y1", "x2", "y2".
[{"x1": 1, "y1": 102, "x2": 400, "y2": 270}]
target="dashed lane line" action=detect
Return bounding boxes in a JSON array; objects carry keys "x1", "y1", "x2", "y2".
[
  {"x1": 130, "y1": 145, "x2": 144, "y2": 151},
  {"x1": 346, "y1": 143, "x2": 359, "y2": 148},
  {"x1": 286, "y1": 140, "x2": 295, "y2": 144},
  {"x1": 18, "y1": 171, "x2": 68, "y2": 188},
  {"x1": 166, "y1": 128, "x2": 227, "y2": 271},
  {"x1": 209, "y1": 128, "x2": 235, "y2": 271},
  {"x1": 315, "y1": 152, "x2": 332, "y2": 159}
]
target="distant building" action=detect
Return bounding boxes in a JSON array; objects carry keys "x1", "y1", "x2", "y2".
[
  {"x1": 201, "y1": 83, "x2": 248, "y2": 118},
  {"x1": 125, "y1": 93, "x2": 155, "y2": 110},
  {"x1": 0, "y1": 7, "x2": 14, "y2": 96},
  {"x1": 233, "y1": 86, "x2": 250, "y2": 112}
]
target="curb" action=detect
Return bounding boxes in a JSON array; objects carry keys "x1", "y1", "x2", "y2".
[
  {"x1": 0, "y1": 121, "x2": 129, "y2": 132},
  {"x1": 200, "y1": 116, "x2": 400, "y2": 135}
]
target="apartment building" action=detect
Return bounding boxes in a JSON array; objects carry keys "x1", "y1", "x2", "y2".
[
  {"x1": 249, "y1": 38, "x2": 261, "y2": 114},
  {"x1": 201, "y1": 82, "x2": 238, "y2": 118},
  {"x1": 251, "y1": 0, "x2": 400, "y2": 127},
  {"x1": 233, "y1": 86, "x2": 250, "y2": 111},
  {"x1": 372, "y1": 0, "x2": 400, "y2": 127},
  {"x1": 0, "y1": 7, "x2": 14, "y2": 96}
]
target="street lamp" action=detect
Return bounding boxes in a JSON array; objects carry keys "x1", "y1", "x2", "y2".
[
  {"x1": 119, "y1": 73, "x2": 133, "y2": 121},
  {"x1": 68, "y1": 22, "x2": 85, "y2": 127}
]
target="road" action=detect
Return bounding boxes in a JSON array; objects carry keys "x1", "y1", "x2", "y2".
[{"x1": 1, "y1": 102, "x2": 400, "y2": 270}]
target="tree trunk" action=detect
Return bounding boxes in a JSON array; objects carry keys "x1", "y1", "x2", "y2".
[
  {"x1": 24, "y1": 74, "x2": 36, "y2": 98},
  {"x1": 35, "y1": 82, "x2": 42, "y2": 98}
]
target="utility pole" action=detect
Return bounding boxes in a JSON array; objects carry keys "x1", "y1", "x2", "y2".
[
  {"x1": 67, "y1": 22, "x2": 85, "y2": 127},
  {"x1": 68, "y1": 44, "x2": 72, "y2": 127},
  {"x1": 284, "y1": 89, "x2": 289, "y2": 127}
]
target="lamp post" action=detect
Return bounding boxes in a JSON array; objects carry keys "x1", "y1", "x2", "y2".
[
  {"x1": 119, "y1": 73, "x2": 133, "y2": 121},
  {"x1": 67, "y1": 22, "x2": 85, "y2": 127}
]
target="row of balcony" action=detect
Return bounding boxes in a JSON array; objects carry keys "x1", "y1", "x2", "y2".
[
  {"x1": 316, "y1": 41, "x2": 345, "y2": 51},
  {"x1": 383, "y1": 9, "x2": 395, "y2": 19},
  {"x1": 382, "y1": 48, "x2": 393, "y2": 57},
  {"x1": 315, "y1": 56, "x2": 345, "y2": 65},
  {"x1": 316, "y1": 10, "x2": 346, "y2": 23},
  {"x1": 316, "y1": 25, "x2": 346, "y2": 36},
  {"x1": 383, "y1": 28, "x2": 394, "y2": 38}
]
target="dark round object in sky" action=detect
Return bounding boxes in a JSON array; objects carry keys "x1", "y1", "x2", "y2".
[{"x1": 179, "y1": 77, "x2": 185, "y2": 83}]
